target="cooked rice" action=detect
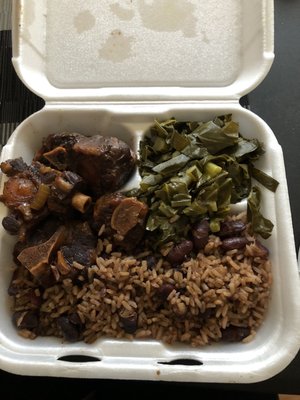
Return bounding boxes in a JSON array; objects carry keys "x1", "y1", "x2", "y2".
[{"x1": 10, "y1": 214, "x2": 272, "y2": 346}]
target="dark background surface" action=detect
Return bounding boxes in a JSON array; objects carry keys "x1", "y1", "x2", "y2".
[
  {"x1": 0, "y1": 0, "x2": 300, "y2": 398},
  {"x1": 249, "y1": 0, "x2": 300, "y2": 253}
]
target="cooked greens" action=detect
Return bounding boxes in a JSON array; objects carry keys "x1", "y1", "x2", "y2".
[
  {"x1": 247, "y1": 187, "x2": 274, "y2": 239},
  {"x1": 130, "y1": 115, "x2": 278, "y2": 248}
]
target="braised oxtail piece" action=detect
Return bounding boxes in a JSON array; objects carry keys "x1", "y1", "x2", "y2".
[
  {"x1": 94, "y1": 193, "x2": 148, "y2": 250},
  {"x1": 34, "y1": 133, "x2": 136, "y2": 196}
]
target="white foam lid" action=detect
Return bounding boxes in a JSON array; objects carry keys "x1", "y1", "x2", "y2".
[{"x1": 12, "y1": 0, "x2": 274, "y2": 102}]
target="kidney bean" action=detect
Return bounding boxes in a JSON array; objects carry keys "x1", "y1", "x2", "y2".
[
  {"x1": 57, "y1": 315, "x2": 80, "y2": 342},
  {"x1": 200, "y1": 308, "x2": 215, "y2": 320},
  {"x1": 29, "y1": 290, "x2": 42, "y2": 308},
  {"x1": 119, "y1": 309, "x2": 138, "y2": 334},
  {"x1": 192, "y1": 220, "x2": 210, "y2": 250},
  {"x1": 254, "y1": 240, "x2": 269, "y2": 258},
  {"x1": 166, "y1": 240, "x2": 193, "y2": 265},
  {"x1": 2, "y1": 214, "x2": 21, "y2": 235},
  {"x1": 221, "y1": 237, "x2": 249, "y2": 251},
  {"x1": 13, "y1": 310, "x2": 38, "y2": 330},
  {"x1": 146, "y1": 255, "x2": 156, "y2": 269},
  {"x1": 221, "y1": 326, "x2": 250, "y2": 342},
  {"x1": 68, "y1": 312, "x2": 82, "y2": 326},
  {"x1": 157, "y1": 284, "x2": 175, "y2": 301},
  {"x1": 218, "y1": 220, "x2": 246, "y2": 237}
]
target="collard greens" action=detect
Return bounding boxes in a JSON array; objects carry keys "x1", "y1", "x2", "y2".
[{"x1": 130, "y1": 115, "x2": 279, "y2": 248}]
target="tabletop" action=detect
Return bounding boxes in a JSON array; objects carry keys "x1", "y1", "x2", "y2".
[{"x1": 0, "y1": 0, "x2": 300, "y2": 397}]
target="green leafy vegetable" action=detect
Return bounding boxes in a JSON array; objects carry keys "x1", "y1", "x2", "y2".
[
  {"x1": 250, "y1": 166, "x2": 279, "y2": 192},
  {"x1": 193, "y1": 120, "x2": 239, "y2": 154},
  {"x1": 152, "y1": 154, "x2": 189, "y2": 175},
  {"x1": 247, "y1": 187, "x2": 274, "y2": 239},
  {"x1": 130, "y1": 114, "x2": 279, "y2": 248}
]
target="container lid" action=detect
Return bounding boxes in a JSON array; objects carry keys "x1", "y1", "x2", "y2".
[{"x1": 12, "y1": 0, "x2": 274, "y2": 103}]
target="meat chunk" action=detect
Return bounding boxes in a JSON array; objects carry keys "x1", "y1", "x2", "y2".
[
  {"x1": 93, "y1": 193, "x2": 148, "y2": 250},
  {"x1": 55, "y1": 221, "x2": 97, "y2": 278},
  {"x1": 1, "y1": 132, "x2": 136, "y2": 238},
  {"x1": 0, "y1": 157, "x2": 92, "y2": 237},
  {"x1": 34, "y1": 132, "x2": 80, "y2": 162},
  {"x1": 0, "y1": 176, "x2": 37, "y2": 209},
  {"x1": 47, "y1": 171, "x2": 86, "y2": 215},
  {"x1": 0, "y1": 161, "x2": 47, "y2": 203},
  {"x1": 111, "y1": 197, "x2": 148, "y2": 237},
  {"x1": 0, "y1": 161, "x2": 62, "y2": 236},
  {"x1": 15, "y1": 220, "x2": 97, "y2": 283},
  {"x1": 17, "y1": 226, "x2": 67, "y2": 278},
  {"x1": 34, "y1": 133, "x2": 136, "y2": 196},
  {"x1": 54, "y1": 171, "x2": 84, "y2": 196},
  {"x1": 56, "y1": 244, "x2": 95, "y2": 276},
  {"x1": 73, "y1": 135, "x2": 136, "y2": 196},
  {"x1": 13, "y1": 217, "x2": 63, "y2": 258},
  {"x1": 0, "y1": 158, "x2": 28, "y2": 176},
  {"x1": 93, "y1": 192, "x2": 125, "y2": 233},
  {"x1": 42, "y1": 146, "x2": 69, "y2": 170}
]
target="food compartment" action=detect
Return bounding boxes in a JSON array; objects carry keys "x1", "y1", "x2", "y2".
[{"x1": 0, "y1": 103, "x2": 298, "y2": 382}]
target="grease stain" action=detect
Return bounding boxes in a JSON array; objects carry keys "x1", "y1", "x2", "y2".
[
  {"x1": 137, "y1": 0, "x2": 197, "y2": 38},
  {"x1": 98, "y1": 29, "x2": 134, "y2": 62},
  {"x1": 110, "y1": 2, "x2": 135, "y2": 21},
  {"x1": 74, "y1": 10, "x2": 96, "y2": 34}
]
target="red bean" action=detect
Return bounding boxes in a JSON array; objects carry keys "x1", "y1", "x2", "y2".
[
  {"x1": 119, "y1": 309, "x2": 138, "y2": 333},
  {"x1": 2, "y1": 214, "x2": 21, "y2": 235},
  {"x1": 254, "y1": 240, "x2": 269, "y2": 258},
  {"x1": 221, "y1": 237, "x2": 249, "y2": 251},
  {"x1": 221, "y1": 326, "x2": 250, "y2": 342},
  {"x1": 219, "y1": 220, "x2": 246, "y2": 237},
  {"x1": 157, "y1": 284, "x2": 175, "y2": 300},
  {"x1": 57, "y1": 315, "x2": 80, "y2": 342},
  {"x1": 13, "y1": 311, "x2": 38, "y2": 330},
  {"x1": 166, "y1": 240, "x2": 193, "y2": 265},
  {"x1": 192, "y1": 220, "x2": 210, "y2": 250}
]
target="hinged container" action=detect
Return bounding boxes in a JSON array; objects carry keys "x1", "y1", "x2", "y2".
[{"x1": 0, "y1": 0, "x2": 299, "y2": 383}]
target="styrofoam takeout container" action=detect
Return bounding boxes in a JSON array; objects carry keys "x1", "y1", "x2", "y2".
[{"x1": 0, "y1": 0, "x2": 299, "y2": 383}]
